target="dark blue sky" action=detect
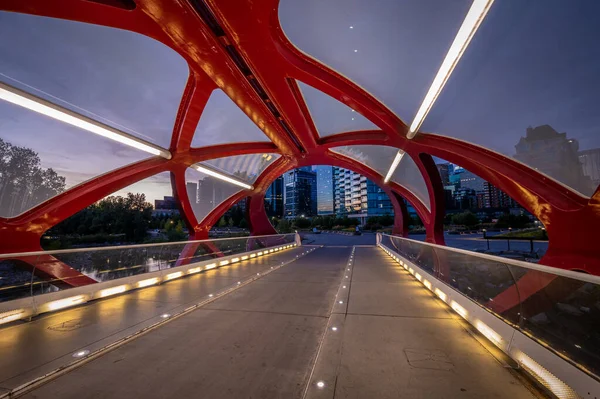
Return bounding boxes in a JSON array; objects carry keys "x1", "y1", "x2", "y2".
[{"x1": 1, "y1": 1, "x2": 599, "y2": 207}]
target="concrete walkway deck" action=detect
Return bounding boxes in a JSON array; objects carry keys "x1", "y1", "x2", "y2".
[{"x1": 7, "y1": 245, "x2": 541, "y2": 398}]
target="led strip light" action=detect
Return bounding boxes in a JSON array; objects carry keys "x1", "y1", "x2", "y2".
[
  {"x1": 385, "y1": 0, "x2": 494, "y2": 181},
  {"x1": 0, "y1": 81, "x2": 171, "y2": 159},
  {"x1": 192, "y1": 164, "x2": 254, "y2": 190}
]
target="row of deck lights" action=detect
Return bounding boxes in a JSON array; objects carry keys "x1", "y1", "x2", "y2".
[
  {"x1": 377, "y1": 244, "x2": 580, "y2": 398},
  {"x1": 379, "y1": 245, "x2": 505, "y2": 346},
  {"x1": 316, "y1": 247, "x2": 355, "y2": 390},
  {"x1": 0, "y1": 243, "x2": 298, "y2": 327}
]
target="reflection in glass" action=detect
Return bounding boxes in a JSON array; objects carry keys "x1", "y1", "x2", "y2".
[
  {"x1": 0, "y1": 234, "x2": 296, "y2": 303},
  {"x1": 201, "y1": 153, "x2": 280, "y2": 185},
  {"x1": 0, "y1": 102, "x2": 150, "y2": 218},
  {"x1": 185, "y1": 167, "x2": 242, "y2": 224},
  {"x1": 383, "y1": 234, "x2": 600, "y2": 378},
  {"x1": 421, "y1": 1, "x2": 600, "y2": 197}
]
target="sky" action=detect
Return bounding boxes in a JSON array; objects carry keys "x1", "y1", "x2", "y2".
[{"x1": 1, "y1": 1, "x2": 599, "y2": 214}]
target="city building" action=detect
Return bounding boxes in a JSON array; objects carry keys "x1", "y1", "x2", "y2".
[
  {"x1": 579, "y1": 148, "x2": 600, "y2": 190},
  {"x1": 186, "y1": 176, "x2": 238, "y2": 221},
  {"x1": 483, "y1": 181, "x2": 518, "y2": 209},
  {"x1": 436, "y1": 163, "x2": 450, "y2": 186},
  {"x1": 186, "y1": 182, "x2": 197, "y2": 204},
  {"x1": 154, "y1": 196, "x2": 177, "y2": 210},
  {"x1": 332, "y1": 167, "x2": 392, "y2": 224},
  {"x1": 315, "y1": 166, "x2": 334, "y2": 215},
  {"x1": 283, "y1": 168, "x2": 317, "y2": 218},
  {"x1": 264, "y1": 176, "x2": 284, "y2": 218},
  {"x1": 459, "y1": 170, "x2": 485, "y2": 192},
  {"x1": 366, "y1": 180, "x2": 393, "y2": 216},
  {"x1": 515, "y1": 125, "x2": 594, "y2": 195}
]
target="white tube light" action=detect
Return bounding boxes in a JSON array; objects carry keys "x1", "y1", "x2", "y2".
[
  {"x1": 0, "y1": 82, "x2": 171, "y2": 159},
  {"x1": 407, "y1": 0, "x2": 494, "y2": 139},
  {"x1": 384, "y1": 151, "x2": 404, "y2": 183},
  {"x1": 192, "y1": 164, "x2": 253, "y2": 190}
]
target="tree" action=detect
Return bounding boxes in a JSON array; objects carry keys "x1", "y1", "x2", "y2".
[
  {"x1": 0, "y1": 138, "x2": 66, "y2": 217},
  {"x1": 293, "y1": 217, "x2": 311, "y2": 229},
  {"x1": 494, "y1": 213, "x2": 531, "y2": 229},
  {"x1": 166, "y1": 220, "x2": 187, "y2": 241},
  {"x1": 218, "y1": 217, "x2": 227, "y2": 227},
  {"x1": 45, "y1": 192, "x2": 154, "y2": 244},
  {"x1": 276, "y1": 218, "x2": 292, "y2": 233},
  {"x1": 451, "y1": 211, "x2": 479, "y2": 227}
]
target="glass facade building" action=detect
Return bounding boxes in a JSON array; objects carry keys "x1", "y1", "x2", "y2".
[
  {"x1": 315, "y1": 165, "x2": 334, "y2": 215},
  {"x1": 264, "y1": 176, "x2": 284, "y2": 218},
  {"x1": 332, "y1": 166, "x2": 392, "y2": 224},
  {"x1": 283, "y1": 168, "x2": 317, "y2": 218}
]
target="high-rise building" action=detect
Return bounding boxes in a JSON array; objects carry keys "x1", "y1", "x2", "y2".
[
  {"x1": 483, "y1": 181, "x2": 518, "y2": 209},
  {"x1": 579, "y1": 148, "x2": 600, "y2": 190},
  {"x1": 459, "y1": 170, "x2": 485, "y2": 192},
  {"x1": 185, "y1": 176, "x2": 238, "y2": 221},
  {"x1": 515, "y1": 125, "x2": 594, "y2": 195},
  {"x1": 315, "y1": 166, "x2": 334, "y2": 215},
  {"x1": 366, "y1": 180, "x2": 393, "y2": 216},
  {"x1": 154, "y1": 196, "x2": 177, "y2": 210},
  {"x1": 436, "y1": 163, "x2": 450, "y2": 186},
  {"x1": 264, "y1": 176, "x2": 284, "y2": 218},
  {"x1": 332, "y1": 167, "x2": 391, "y2": 224},
  {"x1": 283, "y1": 168, "x2": 317, "y2": 218},
  {"x1": 186, "y1": 182, "x2": 197, "y2": 204}
]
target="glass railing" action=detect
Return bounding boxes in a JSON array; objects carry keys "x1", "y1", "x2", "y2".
[
  {"x1": 380, "y1": 233, "x2": 600, "y2": 379},
  {"x1": 0, "y1": 234, "x2": 296, "y2": 303}
]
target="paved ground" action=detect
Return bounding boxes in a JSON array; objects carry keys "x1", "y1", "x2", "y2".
[
  {"x1": 0, "y1": 248, "x2": 304, "y2": 392},
  {"x1": 10, "y1": 239, "x2": 540, "y2": 399}
]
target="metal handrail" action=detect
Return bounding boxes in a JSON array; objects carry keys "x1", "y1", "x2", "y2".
[
  {"x1": 0, "y1": 233, "x2": 295, "y2": 259},
  {"x1": 381, "y1": 233, "x2": 600, "y2": 285}
]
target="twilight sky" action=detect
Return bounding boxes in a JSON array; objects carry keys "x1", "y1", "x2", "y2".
[{"x1": 1, "y1": 1, "x2": 599, "y2": 211}]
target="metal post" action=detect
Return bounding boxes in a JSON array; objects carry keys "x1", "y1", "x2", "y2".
[
  {"x1": 507, "y1": 239, "x2": 510, "y2": 251},
  {"x1": 530, "y1": 239, "x2": 533, "y2": 253}
]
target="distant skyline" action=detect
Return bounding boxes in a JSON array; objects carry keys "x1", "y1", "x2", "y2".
[{"x1": 1, "y1": 2, "x2": 599, "y2": 209}]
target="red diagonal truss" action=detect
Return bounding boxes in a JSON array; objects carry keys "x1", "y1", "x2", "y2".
[{"x1": 0, "y1": 0, "x2": 597, "y2": 301}]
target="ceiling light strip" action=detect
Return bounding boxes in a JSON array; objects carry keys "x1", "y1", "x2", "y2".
[
  {"x1": 407, "y1": 0, "x2": 494, "y2": 139},
  {"x1": 384, "y1": 150, "x2": 404, "y2": 183},
  {"x1": 192, "y1": 164, "x2": 254, "y2": 190},
  {"x1": 0, "y1": 81, "x2": 171, "y2": 159}
]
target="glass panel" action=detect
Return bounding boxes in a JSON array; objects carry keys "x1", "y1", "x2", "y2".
[
  {"x1": 0, "y1": 11, "x2": 188, "y2": 147},
  {"x1": 330, "y1": 145, "x2": 430, "y2": 210},
  {"x1": 201, "y1": 153, "x2": 280, "y2": 184},
  {"x1": 279, "y1": 0, "x2": 471, "y2": 121},
  {"x1": 111, "y1": 172, "x2": 173, "y2": 212},
  {"x1": 214, "y1": 198, "x2": 249, "y2": 237},
  {"x1": 0, "y1": 258, "x2": 45, "y2": 302},
  {"x1": 31, "y1": 234, "x2": 296, "y2": 291},
  {"x1": 330, "y1": 145, "x2": 396, "y2": 177},
  {"x1": 191, "y1": 89, "x2": 271, "y2": 148},
  {"x1": 41, "y1": 172, "x2": 175, "y2": 250},
  {"x1": 0, "y1": 101, "x2": 150, "y2": 218},
  {"x1": 515, "y1": 269, "x2": 600, "y2": 377},
  {"x1": 383, "y1": 234, "x2": 600, "y2": 377},
  {"x1": 391, "y1": 153, "x2": 430, "y2": 210},
  {"x1": 297, "y1": 81, "x2": 378, "y2": 137},
  {"x1": 421, "y1": 1, "x2": 600, "y2": 197},
  {"x1": 185, "y1": 167, "x2": 242, "y2": 223}
]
